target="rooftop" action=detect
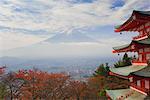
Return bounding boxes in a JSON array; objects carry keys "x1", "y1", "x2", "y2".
[
  {"x1": 113, "y1": 38, "x2": 150, "y2": 53},
  {"x1": 115, "y1": 10, "x2": 150, "y2": 32},
  {"x1": 106, "y1": 88, "x2": 146, "y2": 100},
  {"x1": 131, "y1": 66, "x2": 150, "y2": 77},
  {"x1": 109, "y1": 65, "x2": 146, "y2": 76}
]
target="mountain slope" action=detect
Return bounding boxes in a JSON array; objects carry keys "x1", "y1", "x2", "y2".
[{"x1": 44, "y1": 32, "x2": 98, "y2": 43}]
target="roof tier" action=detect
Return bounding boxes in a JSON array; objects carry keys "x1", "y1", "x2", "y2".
[
  {"x1": 109, "y1": 65, "x2": 146, "y2": 76},
  {"x1": 106, "y1": 88, "x2": 146, "y2": 100},
  {"x1": 131, "y1": 66, "x2": 150, "y2": 78},
  {"x1": 113, "y1": 38, "x2": 150, "y2": 53},
  {"x1": 115, "y1": 10, "x2": 150, "y2": 32}
]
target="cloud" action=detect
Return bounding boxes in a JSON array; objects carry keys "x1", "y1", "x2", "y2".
[
  {"x1": 1, "y1": 35, "x2": 131, "y2": 58},
  {"x1": 0, "y1": 0, "x2": 149, "y2": 50},
  {"x1": 2, "y1": 42, "x2": 112, "y2": 58},
  {"x1": 0, "y1": 0, "x2": 149, "y2": 32},
  {"x1": 0, "y1": 31, "x2": 46, "y2": 50}
]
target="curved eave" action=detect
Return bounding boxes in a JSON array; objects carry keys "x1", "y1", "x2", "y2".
[
  {"x1": 112, "y1": 38, "x2": 150, "y2": 53},
  {"x1": 109, "y1": 71, "x2": 128, "y2": 79},
  {"x1": 109, "y1": 65, "x2": 146, "y2": 76},
  {"x1": 114, "y1": 16, "x2": 133, "y2": 32},
  {"x1": 115, "y1": 10, "x2": 150, "y2": 32},
  {"x1": 131, "y1": 74, "x2": 150, "y2": 78},
  {"x1": 106, "y1": 89, "x2": 146, "y2": 100},
  {"x1": 112, "y1": 49, "x2": 135, "y2": 53},
  {"x1": 135, "y1": 39, "x2": 150, "y2": 45},
  {"x1": 112, "y1": 43, "x2": 133, "y2": 53},
  {"x1": 113, "y1": 44, "x2": 130, "y2": 50},
  {"x1": 131, "y1": 66, "x2": 150, "y2": 78}
]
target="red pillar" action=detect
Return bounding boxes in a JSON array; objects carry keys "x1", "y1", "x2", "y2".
[{"x1": 141, "y1": 79, "x2": 145, "y2": 90}]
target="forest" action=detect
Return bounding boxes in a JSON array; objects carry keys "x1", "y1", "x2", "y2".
[{"x1": 0, "y1": 67, "x2": 129, "y2": 99}]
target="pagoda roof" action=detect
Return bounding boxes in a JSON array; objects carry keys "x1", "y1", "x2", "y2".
[
  {"x1": 109, "y1": 65, "x2": 146, "y2": 76},
  {"x1": 113, "y1": 44, "x2": 130, "y2": 51},
  {"x1": 106, "y1": 88, "x2": 146, "y2": 100},
  {"x1": 113, "y1": 44, "x2": 130, "y2": 53},
  {"x1": 131, "y1": 66, "x2": 150, "y2": 78},
  {"x1": 136, "y1": 38, "x2": 150, "y2": 44},
  {"x1": 138, "y1": 11, "x2": 150, "y2": 15},
  {"x1": 115, "y1": 10, "x2": 150, "y2": 32},
  {"x1": 113, "y1": 38, "x2": 150, "y2": 53}
]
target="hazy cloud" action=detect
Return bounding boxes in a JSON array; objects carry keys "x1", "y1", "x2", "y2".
[{"x1": 0, "y1": 0, "x2": 149, "y2": 50}]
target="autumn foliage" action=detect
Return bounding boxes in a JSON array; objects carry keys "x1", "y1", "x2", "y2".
[
  {"x1": 15, "y1": 69, "x2": 68, "y2": 99},
  {"x1": 0, "y1": 68, "x2": 96, "y2": 100},
  {"x1": 0, "y1": 63, "x2": 129, "y2": 100}
]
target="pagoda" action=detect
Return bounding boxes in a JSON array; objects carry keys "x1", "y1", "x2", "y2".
[{"x1": 106, "y1": 10, "x2": 150, "y2": 100}]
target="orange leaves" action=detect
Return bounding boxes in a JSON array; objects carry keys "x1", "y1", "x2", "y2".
[
  {"x1": 12, "y1": 68, "x2": 106, "y2": 99},
  {"x1": 1, "y1": 66, "x2": 114, "y2": 99},
  {"x1": 16, "y1": 69, "x2": 67, "y2": 81},
  {"x1": 14, "y1": 69, "x2": 70, "y2": 99}
]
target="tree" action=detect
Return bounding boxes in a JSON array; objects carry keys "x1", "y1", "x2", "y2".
[
  {"x1": 0, "y1": 83, "x2": 7, "y2": 99},
  {"x1": 0, "y1": 67, "x2": 7, "y2": 99},
  {"x1": 43, "y1": 72, "x2": 70, "y2": 99},
  {"x1": 88, "y1": 62, "x2": 130, "y2": 99},
  {"x1": 0, "y1": 72, "x2": 25, "y2": 100},
  {"x1": 114, "y1": 53, "x2": 131, "y2": 68},
  {"x1": 15, "y1": 69, "x2": 71, "y2": 100},
  {"x1": 123, "y1": 53, "x2": 132, "y2": 66},
  {"x1": 67, "y1": 80, "x2": 88, "y2": 100},
  {"x1": 93, "y1": 63, "x2": 109, "y2": 77},
  {"x1": 87, "y1": 76, "x2": 107, "y2": 99}
]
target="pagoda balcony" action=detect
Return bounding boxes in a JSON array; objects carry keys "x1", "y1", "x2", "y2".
[
  {"x1": 130, "y1": 83, "x2": 148, "y2": 95},
  {"x1": 133, "y1": 34, "x2": 148, "y2": 41},
  {"x1": 132, "y1": 59, "x2": 147, "y2": 65}
]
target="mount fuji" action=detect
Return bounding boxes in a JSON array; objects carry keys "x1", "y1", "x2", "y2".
[
  {"x1": 44, "y1": 32, "x2": 98, "y2": 43},
  {"x1": 0, "y1": 31, "x2": 111, "y2": 67}
]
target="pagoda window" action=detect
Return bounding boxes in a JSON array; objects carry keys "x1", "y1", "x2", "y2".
[
  {"x1": 146, "y1": 54, "x2": 150, "y2": 60},
  {"x1": 145, "y1": 80, "x2": 149, "y2": 89},
  {"x1": 137, "y1": 80, "x2": 141, "y2": 87},
  {"x1": 147, "y1": 27, "x2": 150, "y2": 31},
  {"x1": 139, "y1": 54, "x2": 142, "y2": 62},
  {"x1": 139, "y1": 49, "x2": 143, "y2": 53},
  {"x1": 144, "y1": 48, "x2": 150, "y2": 52}
]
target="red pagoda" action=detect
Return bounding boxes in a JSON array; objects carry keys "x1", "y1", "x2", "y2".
[{"x1": 106, "y1": 10, "x2": 150, "y2": 100}]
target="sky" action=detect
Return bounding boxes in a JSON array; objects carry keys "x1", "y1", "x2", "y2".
[{"x1": 0, "y1": 0, "x2": 150, "y2": 58}]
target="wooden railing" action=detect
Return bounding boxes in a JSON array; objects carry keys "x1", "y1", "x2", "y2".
[
  {"x1": 130, "y1": 83, "x2": 148, "y2": 93},
  {"x1": 132, "y1": 59, "x2": 147, "y2": 64}
]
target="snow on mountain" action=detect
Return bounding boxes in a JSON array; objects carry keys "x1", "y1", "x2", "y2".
[
  {"x1": 44, "y1": 32, "x2": 98, "y2": 43},
  {"x1": 1, "y1": 32, "x2": 112, "y2": 60}
]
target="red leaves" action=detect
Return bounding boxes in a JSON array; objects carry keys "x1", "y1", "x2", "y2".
[
  {"x1": 0, "y1": 66, "x2": 6, "y2": 75},
  {"x1": 14, "y1": 69, "x2": 70, "y2": 99},
  {"x1": 1, "y1": 67, "x2": 126, "y2": 99}
]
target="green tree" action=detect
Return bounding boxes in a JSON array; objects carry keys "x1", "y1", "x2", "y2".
[
  {"x1": 0, "y1": 83, "x2": 7, "y2": 99},
  {"x1": 114, "y1": 53, "x2": 131, "y2": 68},
  {"x1": 123, "y1": 53, "x2": 131, "y2": 65},
  {"x1": 93, "y1": 63, "x2": 109, "y2": 77}
]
